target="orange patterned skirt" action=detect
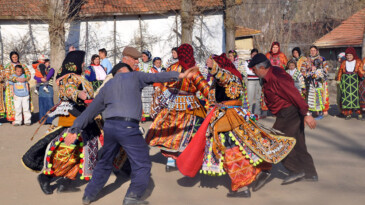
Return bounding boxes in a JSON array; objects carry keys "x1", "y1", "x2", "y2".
[
  {"x1": 0, "y1": 84, "x2": 5, "y2": 117},
  {"x1": 146, "y1": 107, "x2": 205, "y2": 156},
  {"x1": 224, "y1": 146, "x2": 261, "y2": 191}
]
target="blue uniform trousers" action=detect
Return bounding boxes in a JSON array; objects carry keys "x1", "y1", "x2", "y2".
[{"x1": 84, "y1": 119, "x2": 151, "y2": 199}]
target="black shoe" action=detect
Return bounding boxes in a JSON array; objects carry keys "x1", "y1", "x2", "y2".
[
  {"x1": 226, "y1": 189, "x2": 251, "y2": 198},
  {"x1": 282, "y1": 171, "x2": 305, "y2": 185},
  {"x1": 57, "y1": 183, "x2": 68, "y2": 193},
  {"x1": 82, "y1": 195, "x2": 96, "y2": 205},
  {"x1": 37, "y1": 174, "x2": 53, "y2": 195},
  {"x1": 123, "y1": 197, "x2": 149, "y2": 205},
  {"x1": 304, "y1": 175, "x2": 319, "y2": 182},
  {"x1": 165, "y1": 165, "x2": 178, "y2": 172},
  {"x1": 252, "y1": 171, "x2": 271, "y2": 192},
  {"x1": 57, "y1": 178, "x2": 72, "y2": 193}
]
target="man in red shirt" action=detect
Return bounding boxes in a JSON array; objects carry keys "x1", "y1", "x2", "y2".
[{"x1": 249, "y1": 53, "x2": 318, "y2": 185}]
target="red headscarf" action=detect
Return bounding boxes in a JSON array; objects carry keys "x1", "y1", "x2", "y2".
[
  {"x1": 270, "y1": 41, "x2": 281, "y2": 55},
  {"x1": 213, "y1": 53, "x2": 243, "y2": 81},
  {"x1": 178, "y1": 44, "x2": 196, "y2": 70},
  {"x1": 345, "y1": 47, "x2": 359, "y2": 60}
]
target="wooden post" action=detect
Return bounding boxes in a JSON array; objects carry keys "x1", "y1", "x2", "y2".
[
  {"x1": 139, "y1": 15, "x2": 143, "y2": 51},
  {"x1": 85, "y1": 20, "x2": 88, "y2": 62},
  {"x1": 28, "y1": 20, "x2": 38, "y2": 59},
  {"x1": 114, "y1": 15, "x2": 117, "y2": 65},
  {"x1": 176, "y1": 13, "x2": 179, "y2": 47}
]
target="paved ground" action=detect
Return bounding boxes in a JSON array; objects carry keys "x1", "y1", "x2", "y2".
[{"x1": 0, "y1": 111, "x2": 364, "y2": 205}]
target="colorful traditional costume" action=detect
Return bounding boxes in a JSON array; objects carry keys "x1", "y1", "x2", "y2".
[
  {"x1": 0, "y1": 65, "x2": 6, "y2": 118},
  {"x1": 139, "y1": 50, "x2": 154, "y2": 120},
  {"x1": 146, "y1": 44, "x2": 210, "y2": 169},
  {"x1": 84, "y1": 64, "x2": 107, "y2": 91},
  {"x1": 263, "y1": 42, "x2": 288, "y2": 114},
  {"x1": 4, "y1": 52, "x2": 31, "y2": 121},
  {"x1": 335, "y1": 52, "x2": 347, "y2": 114},
  {"x1": 149, "y1": 58, "x2": 166, "y2": 119},
  {"x1": 360, "y1": 58, "x2": 365, "y2": 113},
  {"x1": 290, "y1": 47, "x2": 308, "y2": 75},
  {"x1": 228, "y1": 50, "x2": 249, "y2": 110},
  {"x1": 286, "y1": 61, "x2": 306, "y2": 97},
  {"x1": 138, "y1": 50, "x2": 153, "y2": 73},
  {"x1": 177, "y1": 54, "x2": 296, "y2": 196},
  {"x1": 22, "y1": 51, "x2": 103, "y2": 194},
  {"x1": 336, "y1": 48, "x2": 364, "y2": 119},
  {"x1": 165, "y1": 47, "x2": 179, "y2": 69},
  {"x1": 301, "y1": 53, "x2": 329, "y2": 115},
  {"x1": 265, "y1": 42, "x2": 288, "y2": 69}
]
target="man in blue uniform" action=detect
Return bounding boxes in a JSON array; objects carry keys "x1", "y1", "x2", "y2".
[{"x1": 65, "y1": 46, "x2": 199, "y2": 205}]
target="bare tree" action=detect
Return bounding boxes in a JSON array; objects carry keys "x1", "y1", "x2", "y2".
[
  {"x1": 235, "y1": 0, "x2": 365, "y2": 57},
  {"x1": 47, "y1": 0, "x2": 84, "y2": 76},
  {"x1": 223, "y1": 0, "x2": 237, "y2": 51},
  {"x1": 132, "y1": 17, "x2": 160, "y2": 52},
  {"x1": 363, "y1": 30, "x2": 365, "y2": 59},
  {"x1": 181, "y1": 0, "x2": 194, "y2": 44},
  {"x1": 47, "y1": 0, "x2": 66, "y2": 76}
]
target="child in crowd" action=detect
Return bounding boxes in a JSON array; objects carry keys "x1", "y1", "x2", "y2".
[
  {"x1": 8, "y1": 65, "x2": 31, "y2": 126},
  {"x1": 286, "y1": 60, "x2": 306, "y2": 98},
  {"x1": 33, "y1": 55, "x2": 49, "y2": 95},
  {"x1": 151, "y1": 57, "x2": 166, "y2": 73}
]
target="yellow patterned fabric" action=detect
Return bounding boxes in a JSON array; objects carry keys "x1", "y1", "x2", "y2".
[
  {"x1": 0, "y1": 65, "x2": 5, "y2": 117},
  {"x1": 58, "y1": 113, "x2": 77, "y2": 127},
  {"x1": 5, "y1": 84, "x2": 15, "y2": 121},
  {"x1": 3, "y1": 62, "x2": 31, "y2": 121},
  {"x1": 58, "y1": 73, "x2": 94, "y2": 103},
  {"x1": 209, "y1": 61, "x2": 244, "y2": 101},
  {"x1": 4, "y1": 62, "x2": 31, "y2": 82},
  {"x1": 0, "y1": 84, "x2": 5, "y2": 117}
]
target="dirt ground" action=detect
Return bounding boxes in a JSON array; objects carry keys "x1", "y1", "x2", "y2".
[{"x1": 0, "y1": 109, "x2": 364, "y2": 205}]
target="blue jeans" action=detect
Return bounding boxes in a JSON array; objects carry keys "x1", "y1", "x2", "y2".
[
  {"x1": 84, "y1": 120, "x2": 151, "y2": 199},
  {"x1": 38, "y1": 85, "x2": 54, "y2": 124}
]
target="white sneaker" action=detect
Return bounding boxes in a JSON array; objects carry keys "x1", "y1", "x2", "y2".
[
  {"x1": 43, "y1": 86, "x2": 49, "y2": 93},
  {"x1": 34, "y1": 89, "x2": 39, "y2": 95}
]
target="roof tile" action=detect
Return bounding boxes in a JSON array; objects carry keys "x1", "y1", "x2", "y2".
[
  {"x1": 314, "y1": 8, "x2": 365, "y2": 48},
  {"x1": 0, "y1": 0, "x2": 222, "y2": 18}
]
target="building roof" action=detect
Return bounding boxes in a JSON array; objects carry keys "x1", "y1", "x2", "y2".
[
  {"x1": 0, "y1": 0, "x2": 223, "y2": 19},
  {"x1": 235, "y1": 26, "x2": 261, "y2": 38},
  {"x1": 314, "y1": 8, "x2": 365, "y2": 48}
]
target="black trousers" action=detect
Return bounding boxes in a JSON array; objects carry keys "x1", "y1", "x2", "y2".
[{"x1": 273, "y1": 106, "x2": 317, "y2": 177}]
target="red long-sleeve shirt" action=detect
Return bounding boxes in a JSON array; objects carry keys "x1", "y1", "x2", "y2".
[{"x1": 263, "y1": 66, "x2": 309, "y2": 116}]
